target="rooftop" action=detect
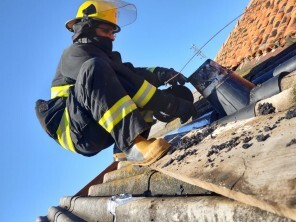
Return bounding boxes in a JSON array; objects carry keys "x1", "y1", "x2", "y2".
[
  {"x1": 37, "y1": 0, "x2": 296, "y2": 221},
  {"x1": 215, "y1": 0, "x2": 296, "y2": 73}
]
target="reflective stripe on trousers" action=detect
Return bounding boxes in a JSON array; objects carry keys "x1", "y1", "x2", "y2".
[
  {"x1": 51, "y1": 85, "x2": 76, "y2": 152},
  {"x1": 99, "y1": 95, "x2": 137, "y2": 133},
  {"x1": 56, "y1": 107, "x2": 76, "y2": 153},
  {"x1": 98, "y1": 80, "x2": 156, "y2": 133}
]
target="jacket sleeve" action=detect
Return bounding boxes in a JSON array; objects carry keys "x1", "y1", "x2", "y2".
[{"x1": 123, "y1": 62, "x2": 162, "y2": 87}]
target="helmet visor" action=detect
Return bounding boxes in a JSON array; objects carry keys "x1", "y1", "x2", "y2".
[{"x1": 107, "y1": 0, "x2": 137, "y2": 28}]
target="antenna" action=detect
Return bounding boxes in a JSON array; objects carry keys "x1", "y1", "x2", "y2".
[
  {"x1": 164, "y1": 1, "x2": 264, "y2": 85},
  {"x1": 190, "y1": 44, "x2": 207, "y2": 59}
]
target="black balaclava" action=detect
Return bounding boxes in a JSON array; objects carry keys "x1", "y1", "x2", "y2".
[{"x1": 72, "y1": 20, "x2": 113, "y2": 54}]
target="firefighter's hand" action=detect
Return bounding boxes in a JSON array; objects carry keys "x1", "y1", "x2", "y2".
[{"x1": 155, "y1": 67, "x2": 188, "y2": 86}]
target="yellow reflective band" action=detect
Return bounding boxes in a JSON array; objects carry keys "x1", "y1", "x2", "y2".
[
  {"x1": 99, "y1": 95, "x2": 137, "y2": 133},
  {"x1": 56, "y1": 108, "x2": 76, "y2": 153},
  {"x1": 140, "y1": 110, "x2": 154, "y2": 123},
  {"x1": 132, "y1": 80, "x2": 156, "y2": 108},
  {"x1": 51, "y1": 85, "x2": 74, "y2": 99},
  {"x1": 146, "y1": 67, "x2": 156, "y2": 73}
]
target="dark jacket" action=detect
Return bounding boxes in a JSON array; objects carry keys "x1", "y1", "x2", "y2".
[{"x1": 52, "y1": 41, "x2": 160, "y2": 88}]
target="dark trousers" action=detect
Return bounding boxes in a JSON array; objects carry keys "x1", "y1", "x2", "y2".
[{"x1": 67, "y1": 58, "x2": 157, "y2": 156}]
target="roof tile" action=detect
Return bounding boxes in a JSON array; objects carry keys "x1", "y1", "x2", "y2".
[{"x1": 215, "y1": 0, "x2": 296, "y2": 69}]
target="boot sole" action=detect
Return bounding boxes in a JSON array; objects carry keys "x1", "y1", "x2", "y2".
[
  {"x1": 113, "y1": 153, "x2": 127, "y2": 162},
  {"x1": 132, "y1": 139, "x2": 171, "y2": 166}
]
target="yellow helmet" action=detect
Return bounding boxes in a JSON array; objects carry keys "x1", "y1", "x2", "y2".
[{"x1": 66, "y1": 0, "x2": 137, "y2": 33}]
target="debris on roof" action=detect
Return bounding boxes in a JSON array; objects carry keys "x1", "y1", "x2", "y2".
[{"x1": 152, "y1": 105, "x2": 296, "y2": 221}]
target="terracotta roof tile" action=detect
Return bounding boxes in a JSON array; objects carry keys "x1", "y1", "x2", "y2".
[
  {"x1": 284, "y1": 12, "x2": 296, "y2": 36},
  {"x1": 215, "y1": 0, "x2": 296, "y2": 69}
]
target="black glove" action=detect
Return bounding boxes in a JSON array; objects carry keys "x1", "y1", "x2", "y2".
[
  {"x1": 149, "y1": 89, "x2": 196, "y2": 124},
  {"x1": 174, "y1": 97, "x2": 197, "y2": 124},
  {"x1": 154, "y1": 67, "x2": 188, "y2": 86}
]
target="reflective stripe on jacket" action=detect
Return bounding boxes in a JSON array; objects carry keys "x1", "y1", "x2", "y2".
[{"x1": 51, "y1": 85, "x2": 74, "y2": 99}]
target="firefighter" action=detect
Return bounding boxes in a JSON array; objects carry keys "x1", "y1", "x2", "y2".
[{"x1": 36, "y1": 0, "x2": 196, "y2": 166}]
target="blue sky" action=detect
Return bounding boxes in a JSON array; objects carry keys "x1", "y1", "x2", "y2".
[{"x1": 0, "y1": 0, "x2": 249, "y2": 221}]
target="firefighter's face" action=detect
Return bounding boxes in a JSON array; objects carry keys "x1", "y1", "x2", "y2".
[{"x1": 95, "y1": 24, "x2": 116, "y2": 41}]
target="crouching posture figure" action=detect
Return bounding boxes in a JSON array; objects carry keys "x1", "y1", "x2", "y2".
[{"x1": 36, "y1": 0, "x2": 196, "y2": 166}]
